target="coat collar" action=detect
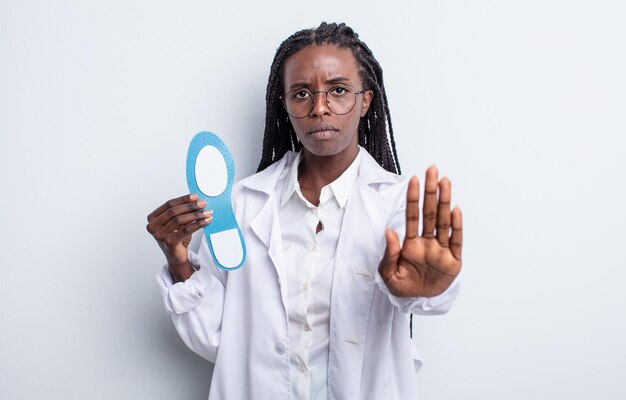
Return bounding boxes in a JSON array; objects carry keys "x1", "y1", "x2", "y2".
[{"x1": 242, "y1": 146, "x2": 398, "y2": 196}]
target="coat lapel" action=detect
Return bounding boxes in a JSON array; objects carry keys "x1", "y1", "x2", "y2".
[
  {"x1": 243, "y1": 152, "x2": 296, "y2": 313},
  {"x1": 249, "y1": 198, "x2": 284, "y2": 284}
]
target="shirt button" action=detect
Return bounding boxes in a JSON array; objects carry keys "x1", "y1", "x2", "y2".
[
  {"x1": 274, "y1": 342, "x2": 286, "y2": 355},
  {"x1": 308, "y1": 243, "x2": 317, "y2": 251},
  {"x1": 299, "y1": 365, "x2": 307, "y2": 373},
  {"x1": 304, "y1": 324, "x2": 312, "y2": 331},
  {"x1": 311, "y1": 208, "x2": 319, "y2": 216}
]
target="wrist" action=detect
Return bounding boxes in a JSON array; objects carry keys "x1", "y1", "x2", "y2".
[{"x1": 167, "y1": 259, "x2": 196, "y2": 283}]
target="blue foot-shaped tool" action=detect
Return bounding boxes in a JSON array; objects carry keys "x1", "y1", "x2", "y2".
[{"x1": 186, "y1": 131, "x2": 246, "y2": 270}]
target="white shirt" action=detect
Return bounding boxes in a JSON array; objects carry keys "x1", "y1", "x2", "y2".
[{"x1": 278, "y1": 149, "x2": 361, "y2": 400}]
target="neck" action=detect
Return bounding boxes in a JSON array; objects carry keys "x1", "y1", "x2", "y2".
[{"x1": 298, "y1": 145, "x2": 359, "y2": 194}]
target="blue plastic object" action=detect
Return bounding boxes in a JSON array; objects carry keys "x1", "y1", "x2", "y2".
[{"x1": 186, "y1": 131, "x2": 246, "y2": 270}]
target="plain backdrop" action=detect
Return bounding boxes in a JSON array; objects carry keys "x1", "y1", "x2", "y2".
[{"x1": 1, "y1": 1, "x2": 625, "y2": 399}]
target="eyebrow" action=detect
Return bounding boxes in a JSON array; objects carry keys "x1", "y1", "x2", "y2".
[{"x1": 288, "y1": 76, "x2": 352, "y2": 90}]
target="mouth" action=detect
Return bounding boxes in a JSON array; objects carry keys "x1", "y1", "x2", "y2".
[{"x1": 308, "y1": 123, "x2": 339, "y2": 139}]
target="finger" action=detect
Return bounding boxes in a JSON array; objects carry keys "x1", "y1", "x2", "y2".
[
  {"x1": 161, "y1": 218, "x2": 212, "y2": 248},
  {"x1": 405, "y1": 176, "x2": 420, "y2": 240},
  {"x1": 378, "y1": 228, "x2": 401, "y2": 280},
  {"x1": 422, "y1": 166, "x2": 439, "y2": 238},
  {"x1": 154, "y1": 209, "x2": 213, "y2": 240},
  {"x1": 449, "y1": 207, "x2": 463, "y2": 260},
  {"x1": 148, "y1": 199, "x2": 206, "y2": 233},
  {"x1": 147, "y1": 194, "x2": 198, "y2": 222},
  {"x1": 436, "y1": 177, "x2": 451, "y2": 247}
]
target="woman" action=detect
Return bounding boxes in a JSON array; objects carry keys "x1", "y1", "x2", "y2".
[{"x1": 147, "y1": 22, "x2": 463, "y2": 400}]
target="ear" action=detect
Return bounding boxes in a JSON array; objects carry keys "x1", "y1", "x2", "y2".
[{"x1": 360, "y1": 89, "x2": 374, "y2": 117}]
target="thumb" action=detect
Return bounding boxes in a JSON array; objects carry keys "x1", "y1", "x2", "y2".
[{"x1": 378, "y1": 228, "x2": 401, "y2": 279}]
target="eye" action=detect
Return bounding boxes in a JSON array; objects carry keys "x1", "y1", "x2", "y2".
[
  {"x1": 330, "y1": 86, "x2": 350, "y2": 96},
  {"x1": 291, "y1": 90, "x2": 311, "y2": 100}
]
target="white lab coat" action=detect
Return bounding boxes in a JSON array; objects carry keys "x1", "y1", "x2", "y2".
[{"x1": 157, "y1": 148, "x2": 460, "y2": 400}]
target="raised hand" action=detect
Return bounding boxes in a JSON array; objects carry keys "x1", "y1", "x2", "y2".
[
  {"x1": 378, "y1": 166, "x2": 463, "y2": 298},
  {"x1": 146, "y1": 194, "x2": 212, "y2": 281}
]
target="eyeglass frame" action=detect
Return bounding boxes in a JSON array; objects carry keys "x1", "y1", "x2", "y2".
[{"x1": 279, "y1": 85, "x2": 367, "y2": 119}]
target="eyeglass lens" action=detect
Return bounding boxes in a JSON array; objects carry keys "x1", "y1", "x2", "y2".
[{"x1": 284, "y1": 87, "x2": 358, "y2": 118}]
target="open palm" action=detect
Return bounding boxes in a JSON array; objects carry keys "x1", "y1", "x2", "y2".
[{"x1": 378, "y1": 167, "x2": 463, "y2": 298}]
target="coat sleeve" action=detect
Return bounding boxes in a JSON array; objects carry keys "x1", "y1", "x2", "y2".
[
  {"x1": 374, "y1": 178, "x2": 461, "y2": 315},
  {"x1": 156, "y1": 234, "x2": 226, "y2": 362}
]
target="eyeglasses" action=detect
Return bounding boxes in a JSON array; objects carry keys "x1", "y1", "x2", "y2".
[{"x1": 280, "y1": 85, "x2": 366, "y2": 119}]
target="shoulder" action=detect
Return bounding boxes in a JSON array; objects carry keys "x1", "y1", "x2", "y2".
[
  {"x1": 233, "y1": 151, "x2": 298, "y2": 199},
  {"x1": 358, "y1": 149, "x2": 409, "y2": 201}
]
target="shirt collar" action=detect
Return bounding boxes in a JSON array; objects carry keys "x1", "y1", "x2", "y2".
[
  {"x1": 329, "y1": 148, "x2": 361, "y2": 208},
  {"x1": 280, "y1": 147, "x2": 362, "y2": 208}
]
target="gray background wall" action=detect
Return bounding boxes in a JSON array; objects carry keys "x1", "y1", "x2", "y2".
[{"x1": 1, "y1": 0, "x2": 625, "y2": 399}]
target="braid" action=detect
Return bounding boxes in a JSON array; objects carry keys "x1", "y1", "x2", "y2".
[{"x1": 257, "y1": 22, "x2": 401, "y2": 174}]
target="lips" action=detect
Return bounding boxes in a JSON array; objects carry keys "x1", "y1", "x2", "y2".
[{"x1": 308, "y1": 122, "x2": 339, "y2": 134}]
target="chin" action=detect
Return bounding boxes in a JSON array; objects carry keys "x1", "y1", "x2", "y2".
[{"x1": 301, "y1": 141, "x2": 354, "y2": 158}]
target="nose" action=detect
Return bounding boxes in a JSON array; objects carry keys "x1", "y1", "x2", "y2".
[{"x1": 310, "y1": 91, "x2": 331, "y2": 117}]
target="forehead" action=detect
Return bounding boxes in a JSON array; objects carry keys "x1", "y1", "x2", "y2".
[{"x1": 282, "y1": 45, "x2": 361, "y2": 88}]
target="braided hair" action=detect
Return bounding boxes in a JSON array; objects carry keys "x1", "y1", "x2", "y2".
[{"x1": 257, "y1": 22, "x2": 401, "y2": 174}]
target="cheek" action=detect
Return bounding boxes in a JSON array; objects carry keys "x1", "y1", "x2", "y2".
[
  {"x1": 288, "y1": 118, "x2": 307, "y2": 140},
  {"x1": 349, "y1": 104, "x2": 364, "y2": 128},
  {"x1": 288, "y1": 116, "x2": 302, "y2": 131}
]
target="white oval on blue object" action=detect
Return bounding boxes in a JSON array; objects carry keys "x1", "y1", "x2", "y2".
[{"x1": 195, "y1": 145, "x2": 228, "y2": 196}]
